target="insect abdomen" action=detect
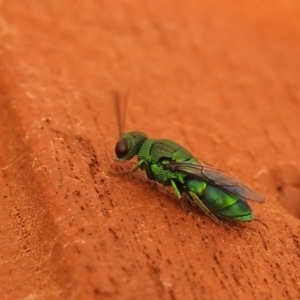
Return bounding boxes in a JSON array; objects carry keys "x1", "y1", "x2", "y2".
[{"x1": 186, "y1": 179, "x2": 253, "y2": 222}]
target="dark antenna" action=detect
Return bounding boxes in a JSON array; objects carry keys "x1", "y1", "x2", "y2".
[{"x1": 113, "y1": 90, "x2": 128, "y2": 136}]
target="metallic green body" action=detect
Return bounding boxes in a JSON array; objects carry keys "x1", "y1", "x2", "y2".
[{"x1": 115, "y1": 131, "x2": 263, "y2": 225}]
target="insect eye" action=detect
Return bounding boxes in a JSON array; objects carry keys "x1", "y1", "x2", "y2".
[{"x1": 115, "y1": 138, "x2": 131, "y2": 159}]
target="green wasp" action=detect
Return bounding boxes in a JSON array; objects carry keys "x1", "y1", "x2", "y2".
[{"x1": 114, "y1": 131, "x2": 264, "y2": 227}]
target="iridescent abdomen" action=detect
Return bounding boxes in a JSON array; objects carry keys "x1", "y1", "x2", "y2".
[{"x1": 186, "y1": 178, "x2": 253, "y2": 221}]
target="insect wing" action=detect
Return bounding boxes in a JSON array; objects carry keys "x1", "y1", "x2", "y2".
[{"x1": 167, "y1": 162, "x2": 265, "y2": 203}]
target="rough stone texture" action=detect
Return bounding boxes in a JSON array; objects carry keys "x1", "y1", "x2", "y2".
[{"x1": 0, "y1": 1, "x2": 299, "y2": 299}]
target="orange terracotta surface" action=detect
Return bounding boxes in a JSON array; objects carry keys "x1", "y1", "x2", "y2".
[{"x1": 0, "y1": 1, "x2": 300, "y2": 299}]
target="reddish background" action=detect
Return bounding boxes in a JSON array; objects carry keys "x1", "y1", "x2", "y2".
[{"x1": 0, "y1": 1, "x2": 299, "y2": 299}]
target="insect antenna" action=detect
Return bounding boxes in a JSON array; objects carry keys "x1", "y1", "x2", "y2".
[
  {"x1": 111, "y1": 90, "x2": 133, "y2": 175},
  {"x1": 113, "y1": 90, "x2": 128, "y2": 136}
]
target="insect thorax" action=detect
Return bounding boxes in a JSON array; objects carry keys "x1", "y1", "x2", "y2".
[{"x1": 137, "y1": 138, "x2": 196, "y2": 185}]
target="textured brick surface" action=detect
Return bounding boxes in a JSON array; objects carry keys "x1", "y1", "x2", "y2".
[{"x1": 0, "y1": 1, "x2": 299, "y2": 299}]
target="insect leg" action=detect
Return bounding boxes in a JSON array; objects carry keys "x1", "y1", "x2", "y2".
[
  {"x1": 112, "y1": 159, "x2": 145, "y2": 175},
  {"x1": 188, "y1": 192, "x2": 228, "y2": 229},
  {"x1": 170, "y1": 180, "x2": 191, "y2": 212},
  {"x1": 139, "y1": 160, "x2": 155, "y2": 180},
  {"x1": 170, "y1": 179, "x2": 182, "y2": 198},
  {"x1": 131, "y1": 159, "x2": 145, "y2": 172}
]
